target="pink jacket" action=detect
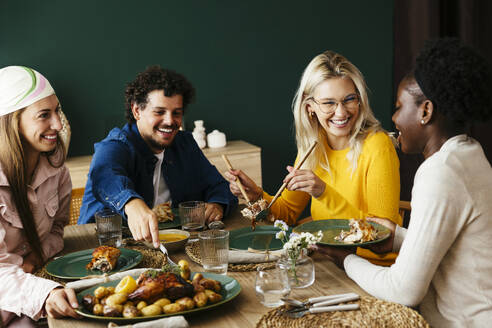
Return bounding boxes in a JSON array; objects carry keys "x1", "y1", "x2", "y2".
[{"x1": 0, "y1": 156, "x2": 71, "y2": 323}]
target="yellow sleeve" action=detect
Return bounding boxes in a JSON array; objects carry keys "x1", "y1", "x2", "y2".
[
  {"x1": 262, "y1": 188, "x2": 310, "y2": 226},
  {"x1": 365, "y1": 134, "x2": 401, "y2": 225}
]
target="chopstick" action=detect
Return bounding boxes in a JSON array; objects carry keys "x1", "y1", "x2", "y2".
[
  {"x1": 222, "y1": 154, "x2": 252, "y2": 204},
  {"x1": 267, "y1": 141, "x2": 317, "y2": 209}
]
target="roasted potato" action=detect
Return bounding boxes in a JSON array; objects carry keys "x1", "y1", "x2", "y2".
[
  {"x1": 94, "y1": 286, "x2": 109, "y2": 299},
  {"x1": 193, "y1": 291, "x2": 208, "y2": 307},
  {"x1": 136, "y1": 301, "x2": 147, "y2": 310},
  {"x1": 105, "y1": 293, "x2": 128, "y2": 306},
  {"x1": 99, "y1": 296, "x2": 108, "y2": 306},
  {"x1": 192, "y1": 273, "x2": 204, "y2": 282},
  {"x1": 92, "y1": 304, "x2": 104, "y2": 316},
  {"x1": 82, "y1": 294, "x2": 98, "y2": 311},
  {"x1": 122, "y1": 305, "x2": 140, "y2": 318},
  {"x1": 103, "y1": 304, "x2": 123, "y2": 317},
  {"x1": 178, "y1": 259, "x2": 191, "y2": 280},
  {"x1": 204, "y1": 289, "x2": 222, "y2": 304},
  {"x1": 176, "y1": 297, "x2": 195, "y2": 310},
  {"x1": 123, "y1": 301, "x2": 134, "y2": 307},
  {"x1": 153, "y1": 298, "x2": 171, "y2": 307},
  {"x1": 199, "y1": 278, "x2": 221, "y2": 292},
  {"x1": 141, "y1": 304, "x2": 162, "y2": 316},
  {"x1": 107, "y1": 287, "x2": 116, "y2": 294},
  {"x1": 163, "y1": 303, "x2": 186, "y2": 314}
]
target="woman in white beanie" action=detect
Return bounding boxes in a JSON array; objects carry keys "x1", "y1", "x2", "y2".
[{"x1": 0, "y1": 66, "x2": 79, "y2": 327}]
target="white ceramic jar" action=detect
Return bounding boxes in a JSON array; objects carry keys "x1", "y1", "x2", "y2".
[{"x1": 207, "y1": 130, "x2": 226, "y2": 148}]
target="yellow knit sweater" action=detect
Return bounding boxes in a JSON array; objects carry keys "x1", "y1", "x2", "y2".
[{"x1": 263, "y1": 132, "x2": 401, "y2": 266}]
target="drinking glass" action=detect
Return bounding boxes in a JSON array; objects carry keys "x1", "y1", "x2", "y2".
[
  {"x1": 179, "y1": 201, "x2": 206, "y2": 231},
  {"x1": 95, "y1": 208, "x2": 122, "y2": 247},
  {"x1": 199, "y1": 229, "x2": 229, "y2": 275},
  {"x1": 255, "y1": 266, "x2": 291, "y2": 307}
]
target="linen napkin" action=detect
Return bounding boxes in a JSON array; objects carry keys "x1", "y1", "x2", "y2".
[
  {"x1": 65, "y1": 268, "x2": 152, "y2": 291},
  {"x1": 228, "y1": 249, "x2": 284, "y2": 264},
  {"x1": 107, "y1": 316, "x2": 189, "y2": 328}
]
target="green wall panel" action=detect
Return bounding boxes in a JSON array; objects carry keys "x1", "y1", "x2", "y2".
[{"x1": 0, "y1": 0, "x2": 393, "y2": 195}]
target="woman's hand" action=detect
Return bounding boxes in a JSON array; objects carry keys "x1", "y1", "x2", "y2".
[
  {"x1": 224, "y1": 169, "x2": 263, "y2": 202},
  {"x1": 363, "y1": 217, "x2": 396, "y2": 254},
  {"x1": 22, "y1": 251, "x2": 44, "y2": 273},
  {"x1": 311, "y1": 244, "x2": 356, "y2": 269},
  {"x1": 45, "y1": 288, "x2": 81, "y2": 319},
  {"x1": 284, "y1": 166, "x2": 326, "y2": 198}
]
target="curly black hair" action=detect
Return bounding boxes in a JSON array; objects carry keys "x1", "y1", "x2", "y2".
[
  {"x1": 414, "y1": 38, "x2": 492, "y2": 127},
  {"x1": 125, "y1": 66, "x2": 196, "y2": 123}
]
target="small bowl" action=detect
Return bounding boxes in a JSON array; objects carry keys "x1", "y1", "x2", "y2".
[{"x1": 145, "y1": 229, "x2": 190, "y2": 253}]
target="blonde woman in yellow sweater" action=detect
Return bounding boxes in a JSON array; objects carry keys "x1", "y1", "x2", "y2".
[{"x1": 225, "y1": 51, "x2": 401, "y2": 265}]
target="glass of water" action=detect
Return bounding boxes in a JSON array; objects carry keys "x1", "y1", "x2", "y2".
[
  {"x1": 95, "y1": 208, "x2": 122, "y2": 247},
  {"x1": 255, "y1": 266, "x2": 291, "y2": 307},
  {"x1": 179, "y1": 201, "x2": 206, "y2": 241},
  {"x1": 199, "y1": 229, "x2": 229, "y2": 275}
]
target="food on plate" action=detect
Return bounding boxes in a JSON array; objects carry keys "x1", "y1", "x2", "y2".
[
  {"x1": 82, "y1": 271, "x2": 224, "y2": 318},
  {"x1": 115, "y1": 275, "x2": 138, "y2": 294},
  {"x1": 86, "y1": 246, "x2": 121, "y2": 273},
  {"x1": 241, "y1": 198, "x2": 268, "y2": 221},
  {"x1": 334, "y1": 218, "x2": 378, "y2": 243},
  {"x1": 153, "y1": 202, "x2": 174, "y2": 222}
]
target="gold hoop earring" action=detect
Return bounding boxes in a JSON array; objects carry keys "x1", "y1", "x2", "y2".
[{"x1": 309, "y1": 111, "x2": 314, "y2": 119}]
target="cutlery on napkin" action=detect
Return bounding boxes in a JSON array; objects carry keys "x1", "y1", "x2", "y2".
[
  {"x1": 228, "y1": 248, "x2": 284, "y2": 264},
  {"x1": 107, "y1": 315, "x2": 189, "y2": 328}
]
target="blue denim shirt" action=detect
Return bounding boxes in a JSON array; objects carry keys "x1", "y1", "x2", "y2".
[{"x1": 78, "y1": 123, "x2": 237, "y2": 224}]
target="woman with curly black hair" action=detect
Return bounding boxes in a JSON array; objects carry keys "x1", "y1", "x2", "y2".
[{"x1": 315, "y1": 38, "x2": 492, "y2": 327}]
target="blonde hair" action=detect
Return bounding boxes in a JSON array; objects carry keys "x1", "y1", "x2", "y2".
[
  {"x1": 0, "y1": 109, "x2": 65, "y2": 260},
  {"x1": 292, "y1": 50, "x2": 383, "y2": 173}
]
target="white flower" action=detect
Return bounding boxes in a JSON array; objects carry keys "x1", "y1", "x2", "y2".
[
  {"x1": 275, "y1": 230, "x2": 285, "y2": 240},
  {"x1": 274, "y1": 219, "x2": 289, "y2": 231}
]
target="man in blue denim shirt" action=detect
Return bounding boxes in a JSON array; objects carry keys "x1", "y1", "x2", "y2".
[{"x1": 78, "y1": 66, "x2": 237, "y2": 247}]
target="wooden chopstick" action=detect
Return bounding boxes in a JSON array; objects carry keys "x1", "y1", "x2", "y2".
[
  {"x1": 221, "y1": 154, "x2": 251, "y2": 204},
  {"x1": 267, "y1": 141, "x2": 317, "y2": 209}
]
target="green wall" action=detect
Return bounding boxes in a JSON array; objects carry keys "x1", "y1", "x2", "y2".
[{"x1": 0, "y1": 0, "x2": 393, "y2": 195}]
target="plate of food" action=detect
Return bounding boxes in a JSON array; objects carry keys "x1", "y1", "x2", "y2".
[
  {"x1": 46, "y1": 246, "x2": 143, "y2": 279},
  {"x1": 293, "y1": 219, "x2": 391, "y2": 247},
  {"x1": 76, "y1": 269, "x2": 241, "y2": 322},
  {"x1": 229, "y1": 226, "x2": 291, "y2": 251},
  {"x1": 153, "y1": 202, "x2": 181, "y2": 229}
]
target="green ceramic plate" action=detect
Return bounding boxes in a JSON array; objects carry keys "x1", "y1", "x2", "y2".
[
  {"x1": 229, "y1": 226, "x2": 291, "y2": 251},
  {"x1": 294, "y1": 219, "x2": 391, "y2": 247},
  {"x1": 75, "y1": 272, "x2": 241, "y2": 322},
  {"x1": 46, "y1": 248, "x2": 143, "y2": 279},
  {"x1": 158, "y1": 208, "x2": 181, "y2": 229}
]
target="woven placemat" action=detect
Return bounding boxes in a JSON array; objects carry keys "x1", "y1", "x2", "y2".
[
  {"x1": 256, "y1": 296, "x2": 430, "y2": 328},
  {"x1": 185, "y1": 241, "x2": 277, "y2": 272},
  {"x1": 34, "y1": 240, "x2": 168, "y2": 285}
]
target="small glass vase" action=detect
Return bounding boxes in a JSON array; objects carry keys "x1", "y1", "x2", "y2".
[{"x1": 276, "y1": 251, "x2": 315, "y2": 289}]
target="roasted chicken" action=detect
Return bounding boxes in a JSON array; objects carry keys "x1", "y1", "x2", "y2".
[
  {"x1": 128, "y1": 270, "x2": 194, "y2": 302},
  {"x1": 86, "y1": 246, "x2": 121, "y2": 272}
]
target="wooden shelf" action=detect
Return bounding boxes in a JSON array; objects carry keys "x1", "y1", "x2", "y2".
[{"x1": 65, "y1": 140, "x2": 262, "y2": 190}]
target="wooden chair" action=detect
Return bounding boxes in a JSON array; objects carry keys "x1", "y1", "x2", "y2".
[{"x1": 69, "y1": 187, "x2": 85, "y2": 225}]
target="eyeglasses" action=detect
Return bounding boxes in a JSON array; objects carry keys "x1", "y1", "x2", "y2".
[{"x1": 310, "y1": 94, "x2": 360, "y2": 114}]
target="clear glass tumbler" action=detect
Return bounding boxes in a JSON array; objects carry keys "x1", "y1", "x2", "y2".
[
  {"x1": 179, "y1": 201, "x2": 206, "y2": 232},
  {"x1": 255, "y1": 266, "x2": 291, "y2": 307},
  {"x1": 95, "y1": 208, "x2": 122, "y2": 247},
  {"x1": 199, "y1": 229, "x2": 229, "y2": 275}
]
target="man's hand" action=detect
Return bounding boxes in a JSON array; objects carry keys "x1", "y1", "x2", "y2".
[
  {"x1": 363, "y1": 217, "x2": 396, "y2": 254},
  {"x1": 22, "y1": 251, "x2": 43, "y2": 273},
  {"x1": 310, "y1": 244, "x2": 356, "y2": 269},
  {"x1": 45, "y1": 288, "x2": 80, "y2": 319},
  {"x1": 284, "y1": 166, "x2": 326, "y2": 198},
  {"x1": 224, "y1": 169, "x2": 263, "y2": 202},
  {"x1": 205, "y1": 203, "x2": 224, "y2": 223},
  {"x1": 124, "y1": 198, "x2": 159, "y2": 248}
]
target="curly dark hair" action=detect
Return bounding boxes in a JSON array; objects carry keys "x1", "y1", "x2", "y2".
[
  {"x1": 413, "y1": 38, "x2": 492, "y2": 127},
  {"x1": 125, "y1": 66, "x2": 196, "y2": 123}
]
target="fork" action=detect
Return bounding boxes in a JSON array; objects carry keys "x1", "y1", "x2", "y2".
[{"x1": 159, "y1": 242, "x2": 177, "y2": 266}]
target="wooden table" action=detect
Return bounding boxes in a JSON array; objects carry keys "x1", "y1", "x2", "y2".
[{"x1": 48, "y1": 209, "x2": 369, "y2": 328}]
